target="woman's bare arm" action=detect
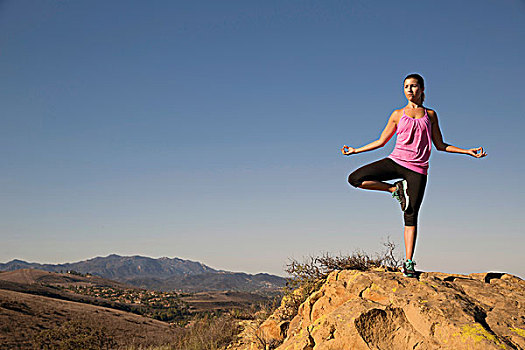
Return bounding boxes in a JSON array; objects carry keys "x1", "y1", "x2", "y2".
[
  {"x1": 342, "y1": 111, "x2": 398, "y2": 155},
  {"x1": 429, "y1": 110, "x2": 487, "y2": 158}
]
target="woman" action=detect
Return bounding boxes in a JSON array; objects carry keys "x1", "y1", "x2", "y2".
[{"x1": 341, "y1": 73, "x2": 486, "y2": 277}]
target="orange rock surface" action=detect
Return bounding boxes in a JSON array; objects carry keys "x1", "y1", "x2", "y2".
[{"x1": 232, "y1": 270, "x2": 525, "y2": 350}]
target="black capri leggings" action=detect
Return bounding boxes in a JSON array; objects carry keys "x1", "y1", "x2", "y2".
[{"x1": 348, "y1": 158, "x2": 427, "y2": 226}]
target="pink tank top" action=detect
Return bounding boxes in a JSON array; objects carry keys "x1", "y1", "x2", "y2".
[{"x1": 388, "y1": 108, "x2": 432, "y2": 175}]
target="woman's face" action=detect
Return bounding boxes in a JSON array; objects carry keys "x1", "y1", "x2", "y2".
[{"x1": 404, "y1": 78, "x2": 423, "y2": 104}]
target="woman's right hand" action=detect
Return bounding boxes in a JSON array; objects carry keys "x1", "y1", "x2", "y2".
[
  {"x1": 341, "y1": 145, "x2": 356, "y2": 156},
  {"x1": 466, "y1": 147, "x2": 487, "y2": 158}
]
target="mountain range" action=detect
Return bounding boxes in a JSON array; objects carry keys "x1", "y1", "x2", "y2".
[{"x1": 0, "y1": 254, "x2": 286, "y2": 293}]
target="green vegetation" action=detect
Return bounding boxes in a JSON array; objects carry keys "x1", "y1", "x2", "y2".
[
  {"x1": 62, "y1": 270, "x2": 91, "y2": 277},
  {"x1": 65, "y1": 285, "x2": 190, "y2": 322}
]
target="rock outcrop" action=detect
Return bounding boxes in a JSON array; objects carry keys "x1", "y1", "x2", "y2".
[{"x1": 233, "y1": 269, "x2": 525, "y2": 350}]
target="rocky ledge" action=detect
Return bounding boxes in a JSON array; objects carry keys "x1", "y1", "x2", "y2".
[{"x1": 233, "y1": 270, "x2": 525, "y2": 349}]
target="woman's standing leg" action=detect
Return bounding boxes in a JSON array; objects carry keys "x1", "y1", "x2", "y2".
[
  {"x1": 404, "y1": 226, "x2": 417, "y2": 261},
  {"x1": 401, "y1": 170, "x2": 427, "y2": 261}
]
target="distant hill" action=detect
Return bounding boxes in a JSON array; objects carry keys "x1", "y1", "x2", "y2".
[
  {"x1": 127, "y1": 271, "x2": 287, "y2": 293},
  {"x1": 0, "y1": 254, "x2": 215, "y2": 279},
  {"x1": 0, "y1": 268, "x2": 271, "y2": 317},
  {"x1": 0, "y1": 269, "x2": 147, "y2": 315},
  {"x1": 0, "y1": 269, "x2": 274, "y2": 349},
  {"x1": 0, "y1": 288, "x2": 179, "y2": 349},
  {"x1": 0, "y1": 255, "x2": 286, "y2": 293},
  {"x1": 0, "y1": 268, "x2": 130, "y2": 289}
]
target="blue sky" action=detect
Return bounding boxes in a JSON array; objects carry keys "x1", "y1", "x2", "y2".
[{"x1": 1, "y1": 0, "x2": 524, "y2": 277}]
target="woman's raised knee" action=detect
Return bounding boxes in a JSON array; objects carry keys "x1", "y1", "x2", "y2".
[{"x1": 348, "y1": 172, "x2": 362, "y2": 188}]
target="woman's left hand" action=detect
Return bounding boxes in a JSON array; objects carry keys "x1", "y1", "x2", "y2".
[{"x1": 467, "y1": 147, "x2": 487, "y2": 158}]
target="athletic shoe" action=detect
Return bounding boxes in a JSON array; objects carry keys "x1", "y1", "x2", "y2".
[
  {"x1": 403, "y1": 259, "x2": 417, "y2": 278},
  {"x1": 392, "y1": 180, "x2": 409, "y2": 212}
]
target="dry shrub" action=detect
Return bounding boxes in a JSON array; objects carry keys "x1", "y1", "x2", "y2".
[
  {"x1": 33, "y1": 313, "x2": 240, "y2": 350},
  {"x1": 33, "y1": 319, "x2": 116, "y2": 350},
  {"x1": 282, "y1": 238, "x2": 402, "y2": 319},
  {"x1": 123, "y1": 314, "x2": 240, "y2": 350},
  {"x1": 379, "y1": 238, "x2": 403, "y2": 271},
  {"x1": 173, "y1": 314, "x2": 240, "y2": 350},
  {"x1": 244, "y1": 299, "x2": 284, "y2": 350},
  {"x1": 228, "y1": 295, "x2": 280, "y2": 321},
  {"x1": 122, "y1": 345, "x2": 176, "y2": 350},
  {"x1": 134, "y1": 347, "x2": 172, "y2": 350},
  {"x1": 252, "y1": 328, "x2": 282, "y2": 350}
]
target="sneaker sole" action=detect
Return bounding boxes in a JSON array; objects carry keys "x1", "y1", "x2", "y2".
[{"x1": 401, "y1": 180, "x2": 409, "y2": 211}]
